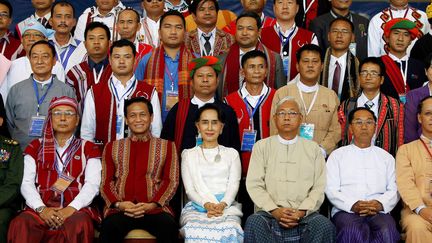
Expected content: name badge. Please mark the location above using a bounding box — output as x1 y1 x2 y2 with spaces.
116 115 123 134
51 173 75 193
29 116 46 137
399 94 406 104
349 42 357 56
300 123 314 140
241 129 257 151
165 90 178 111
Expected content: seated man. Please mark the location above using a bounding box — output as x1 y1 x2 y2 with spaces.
100 97 179 243
244 96 336 242
396 96 432 243
8 96 101 243
327 107 399 242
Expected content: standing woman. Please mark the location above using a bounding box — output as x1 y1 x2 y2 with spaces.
180 103 243 242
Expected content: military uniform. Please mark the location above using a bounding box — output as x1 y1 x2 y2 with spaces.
0 136 23 242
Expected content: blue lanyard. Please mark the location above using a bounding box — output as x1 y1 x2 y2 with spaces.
33 77 54 115
243 95 264 129
279 26 296 49
110 78 136 105
57 45 75 70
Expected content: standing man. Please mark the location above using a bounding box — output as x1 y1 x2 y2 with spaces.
218 11 285 98
81 39 162 147
270 44 341 157
48 0 80 72
368 0 429 57
327 107 399 242
319 17 360 101
0 0 22 61
136 10 194 121
309 0 369 61
338 57 403 157
8 96 101 243
66 22 113 110
185 0 234 57
0 135 22 242
261 0 318 81
139 0 164 48
116 8 153 70
100 97 179 243
244 96 336 242
6 40 75 150
15 0 54 39
396 96 432 243
380 18 426 102
75 0 125 41
225 50 276 224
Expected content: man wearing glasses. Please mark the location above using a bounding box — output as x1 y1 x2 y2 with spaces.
245 96 336 242
326 107 399 242
270 44 340 158
338 57 403 157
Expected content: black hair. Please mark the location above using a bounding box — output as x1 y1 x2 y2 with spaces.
110 39 137 57
84 21 111 41
0 0 12 17
236 11 262 30
160 10 186 29
295 44 322 62
189 0 219 15
29 40 56 57
118 7 141 23
424 52 432 69
241 50 267 68
51 0 75 18
124 96 154 116
418 96 432 114
348 107 377 124
359 57 386 76
329 16 355 32
195 103 225 124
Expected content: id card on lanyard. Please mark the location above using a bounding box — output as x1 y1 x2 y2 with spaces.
298 84 319 140
51 149 76 207
165 65 178 111
29 78 53 137
241 95 264 151
110 78 136 137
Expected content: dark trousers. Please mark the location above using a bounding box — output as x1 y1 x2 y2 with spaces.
99 212 178 243
238 179 254 227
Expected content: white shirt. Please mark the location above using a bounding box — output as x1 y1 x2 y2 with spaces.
0 56 65 103
326 144 399 216
240 82 269 108
75 1 125 41
21 136 102 210
357 92 380 119
277 135 298 145
139 17 160 47
80 75 162 141
328 52 348 96
191 95 215 108
197 28 216 56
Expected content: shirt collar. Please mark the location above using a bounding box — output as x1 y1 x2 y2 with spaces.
92 1 125 18
32 75 53 87
421 134 432 147
330 52 348 65
191 95 215 108
297 79 319 93
330 9 352 19
277 135 298 145
49 34 79 48
88 57 109 71
55 135 75 150
275 22 296 37
111 74 136 87
359 92 380 105
34 12 51 20
165 0 188 9
351 143 373 151
197 27 216 38
388 52 409 62
389 4 409 11
240 82 268 99
164 50 180 61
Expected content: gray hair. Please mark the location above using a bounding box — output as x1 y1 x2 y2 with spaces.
274 96 305 115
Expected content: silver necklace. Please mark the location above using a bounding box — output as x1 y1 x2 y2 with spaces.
200 145 221 163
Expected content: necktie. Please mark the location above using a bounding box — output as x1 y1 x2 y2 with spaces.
38 17 47 27
332 61 341 94
202 34 212 56
400 60 406 76
364 100 374 109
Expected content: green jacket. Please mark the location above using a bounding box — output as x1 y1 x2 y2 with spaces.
0 136 23 210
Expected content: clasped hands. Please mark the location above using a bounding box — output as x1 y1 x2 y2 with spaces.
118 201 158 218
271 207 306 228
39 206 77 229
351 200 383 216
203 202 227 218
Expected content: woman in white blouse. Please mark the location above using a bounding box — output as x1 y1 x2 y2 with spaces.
180 103 243 242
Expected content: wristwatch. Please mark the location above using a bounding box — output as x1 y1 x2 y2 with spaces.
35 206 46 214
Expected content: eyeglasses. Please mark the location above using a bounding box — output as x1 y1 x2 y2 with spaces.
145 0 163 2
351 119 375 126
52 110 76 118
0 12 10 19
22 32 45 39
275 111 300 118
359 70 381 78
